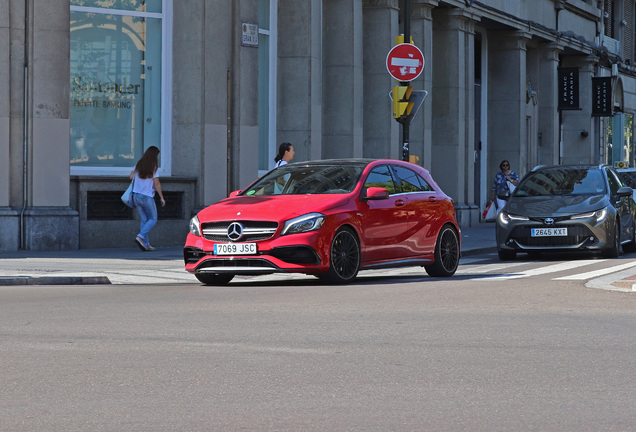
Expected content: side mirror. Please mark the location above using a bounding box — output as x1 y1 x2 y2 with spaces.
229 190 242 197
363 187 390 201
617 186 633 197
497 190 511 200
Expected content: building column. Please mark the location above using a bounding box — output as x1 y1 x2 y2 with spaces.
410 0 438 168
323 0 364 158
278 0 323 163
28 0 78 250
487 30 531 198
0 0 18 250
362 0 399 159
536 42 564 166
203 0 259 202
431 8 479 227
561 55 598 164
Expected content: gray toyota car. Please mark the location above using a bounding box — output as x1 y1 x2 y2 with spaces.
495 164 636 260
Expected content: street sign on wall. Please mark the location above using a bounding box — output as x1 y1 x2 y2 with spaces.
386 43 425 82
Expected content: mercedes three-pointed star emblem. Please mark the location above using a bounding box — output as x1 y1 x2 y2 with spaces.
227 222 244 241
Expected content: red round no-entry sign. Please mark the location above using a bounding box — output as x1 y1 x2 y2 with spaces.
386 43 425 82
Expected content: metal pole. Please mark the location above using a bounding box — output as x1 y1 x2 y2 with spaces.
20 0 29 249
401 0 411 162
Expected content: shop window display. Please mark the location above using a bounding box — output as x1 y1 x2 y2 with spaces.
70 0 163 170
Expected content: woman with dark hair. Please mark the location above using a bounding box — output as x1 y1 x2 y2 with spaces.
274 142 295 167
490 159 519 213
131 146 165 251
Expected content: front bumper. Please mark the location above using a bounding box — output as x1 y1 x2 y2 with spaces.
496 216 612 252
184 231 329 275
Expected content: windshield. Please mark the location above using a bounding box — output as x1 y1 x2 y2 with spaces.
242 164 364 196
514 168 606 197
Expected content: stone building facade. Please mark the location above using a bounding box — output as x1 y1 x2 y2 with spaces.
1 0 635 250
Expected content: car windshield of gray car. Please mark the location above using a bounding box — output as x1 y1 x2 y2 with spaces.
242 165 364 196
514 168 606 197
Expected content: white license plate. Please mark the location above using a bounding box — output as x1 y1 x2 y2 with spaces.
214 243 257 255
531 228 568 237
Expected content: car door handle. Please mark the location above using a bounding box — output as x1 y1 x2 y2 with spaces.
428 196 437 203
395 199 405 207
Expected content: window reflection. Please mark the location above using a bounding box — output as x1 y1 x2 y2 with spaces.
70 0 162 13
364 166 397 195
70 9 161 168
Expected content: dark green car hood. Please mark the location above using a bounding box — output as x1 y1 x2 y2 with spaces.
505 194 608 217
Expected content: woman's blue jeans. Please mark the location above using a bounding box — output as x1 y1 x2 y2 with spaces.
133 193 157 247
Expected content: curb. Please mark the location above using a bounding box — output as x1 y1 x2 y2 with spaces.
461 246 497 257
0 276 111 286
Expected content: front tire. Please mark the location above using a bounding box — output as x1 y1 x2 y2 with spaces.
425 225 460 277
623 220 636 253
195 273 235 286
498 249 517 261
602 220 621 258
317 227 360 284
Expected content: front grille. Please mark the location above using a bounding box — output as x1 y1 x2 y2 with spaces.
201 221 278 242
510 224 594 247
528 216 570 223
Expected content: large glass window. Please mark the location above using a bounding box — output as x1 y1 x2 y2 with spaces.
70 0 170 174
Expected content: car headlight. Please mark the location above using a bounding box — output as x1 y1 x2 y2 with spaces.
282 213 326 235
498 211 529 225
571 208 608 223
189 215 201 236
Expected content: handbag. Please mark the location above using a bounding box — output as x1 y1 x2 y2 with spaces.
121 178 135 208
483 201 496 221
507 180 516 193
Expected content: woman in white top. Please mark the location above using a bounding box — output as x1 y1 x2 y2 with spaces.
273 143 295 193
131 146 165 251
274 142 295 167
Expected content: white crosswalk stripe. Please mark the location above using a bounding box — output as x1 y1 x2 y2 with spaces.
554 261 636 280
469 259 601 282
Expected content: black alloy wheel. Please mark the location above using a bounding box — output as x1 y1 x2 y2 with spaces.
425 225 460 277
318 227 360 284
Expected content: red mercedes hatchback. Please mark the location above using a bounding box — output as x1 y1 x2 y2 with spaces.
184 159 460 285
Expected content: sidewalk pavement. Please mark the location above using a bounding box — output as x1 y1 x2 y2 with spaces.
2 223 492 286
0 222 631 290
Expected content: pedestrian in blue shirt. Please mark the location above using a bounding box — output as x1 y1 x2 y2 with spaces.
490 160 519 213
131 146 166 251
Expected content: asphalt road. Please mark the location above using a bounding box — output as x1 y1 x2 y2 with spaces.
2 270 636 431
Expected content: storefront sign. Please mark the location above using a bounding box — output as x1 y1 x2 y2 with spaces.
558 67 579 110
592 76 612 117
241 22 259 47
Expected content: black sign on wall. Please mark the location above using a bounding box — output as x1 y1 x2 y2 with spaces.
592 77 612 117
558 67 580 110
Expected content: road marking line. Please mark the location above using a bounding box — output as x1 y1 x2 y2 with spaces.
476 259 602 281
554 261 636 280
458 262 531 275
